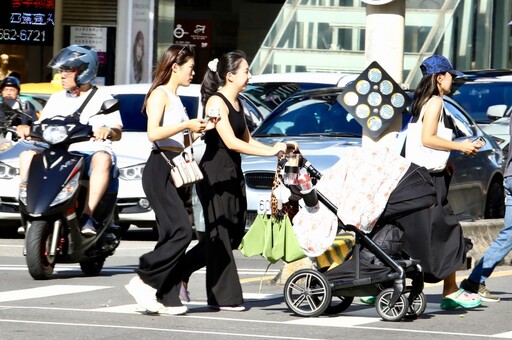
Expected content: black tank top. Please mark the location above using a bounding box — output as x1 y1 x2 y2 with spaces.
203 92 246 150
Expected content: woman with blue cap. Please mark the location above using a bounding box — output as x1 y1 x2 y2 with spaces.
403 55 484 310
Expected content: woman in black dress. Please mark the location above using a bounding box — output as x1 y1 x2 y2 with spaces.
182 51 292 311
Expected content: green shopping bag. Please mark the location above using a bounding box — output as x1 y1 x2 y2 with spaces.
239 214 305 264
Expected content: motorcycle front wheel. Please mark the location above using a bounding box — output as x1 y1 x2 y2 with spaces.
26 220 56 280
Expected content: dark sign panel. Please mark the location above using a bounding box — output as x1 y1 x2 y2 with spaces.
0 0 55 45
337 61 411 139
173 20 211 49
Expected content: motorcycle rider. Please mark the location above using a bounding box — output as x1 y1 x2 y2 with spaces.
16 45 123 236
0 76 38 150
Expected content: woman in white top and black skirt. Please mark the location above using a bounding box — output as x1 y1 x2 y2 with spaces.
402 55 484 310
124 44 207 316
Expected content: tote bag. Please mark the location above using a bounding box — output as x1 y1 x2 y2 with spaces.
405 97 452 172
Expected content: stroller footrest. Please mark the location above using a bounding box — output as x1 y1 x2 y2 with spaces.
396 259 420 267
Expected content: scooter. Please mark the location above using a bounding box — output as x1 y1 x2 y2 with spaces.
18 99 122 280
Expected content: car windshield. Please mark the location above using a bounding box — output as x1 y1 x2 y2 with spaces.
449 81 512 124
243 82 338 118
253 92 363 137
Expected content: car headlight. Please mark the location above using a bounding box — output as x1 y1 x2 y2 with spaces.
0 161 19 179
50 170 81 207
119 163 145 180
43 125 68 144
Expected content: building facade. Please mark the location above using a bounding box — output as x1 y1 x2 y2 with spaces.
0 0 510 87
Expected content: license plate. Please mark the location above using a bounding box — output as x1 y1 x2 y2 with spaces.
257 194 272 215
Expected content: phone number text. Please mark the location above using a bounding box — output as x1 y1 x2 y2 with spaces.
0 28 46 42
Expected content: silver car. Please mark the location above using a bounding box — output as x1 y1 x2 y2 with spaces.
242 87 505 229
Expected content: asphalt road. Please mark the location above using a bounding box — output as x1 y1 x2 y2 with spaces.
0 228 511 339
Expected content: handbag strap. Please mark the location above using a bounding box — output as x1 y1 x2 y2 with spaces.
153 142 175 168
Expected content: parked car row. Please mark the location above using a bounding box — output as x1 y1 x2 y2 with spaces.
448 69 512 159
0 71 507 234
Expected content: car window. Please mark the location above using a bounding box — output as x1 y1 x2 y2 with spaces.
243 82 336 118
254 94 362 137
180 95 199 119
449 81 512 124
113 93 200 132
113 93 146 132
444 101 475 138
240 97 262 131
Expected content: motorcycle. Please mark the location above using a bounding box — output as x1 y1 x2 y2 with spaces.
18 99 122 280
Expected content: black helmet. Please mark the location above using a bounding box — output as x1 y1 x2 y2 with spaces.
0 76 20 91
48 45 98 86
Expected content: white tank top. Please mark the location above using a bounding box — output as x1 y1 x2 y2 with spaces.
156 85 189 149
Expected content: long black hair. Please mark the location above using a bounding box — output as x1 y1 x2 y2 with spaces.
142 44 195 113
200 50 247 106
410 73 442 118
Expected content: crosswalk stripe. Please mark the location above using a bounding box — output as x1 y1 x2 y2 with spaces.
286 316 377 327
0 285 110 303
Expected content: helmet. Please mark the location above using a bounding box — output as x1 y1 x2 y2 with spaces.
48 45 98 86
0 76 20 91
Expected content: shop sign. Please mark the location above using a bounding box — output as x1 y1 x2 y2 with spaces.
173 20 211 49
0 0 55 45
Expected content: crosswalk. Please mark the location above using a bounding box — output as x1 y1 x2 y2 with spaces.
0 283 381 329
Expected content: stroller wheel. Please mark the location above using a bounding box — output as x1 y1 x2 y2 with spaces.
405 291 427 319
375 288 409 321
284 269 332 317
324 295 354 315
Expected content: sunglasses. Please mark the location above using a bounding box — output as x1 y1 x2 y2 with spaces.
178 44 192 54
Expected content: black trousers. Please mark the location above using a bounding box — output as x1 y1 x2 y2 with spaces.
182 150 246 306
136 150 193 306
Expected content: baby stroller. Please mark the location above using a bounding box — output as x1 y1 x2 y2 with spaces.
280 149 437 321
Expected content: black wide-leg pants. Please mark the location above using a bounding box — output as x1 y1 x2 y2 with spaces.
136 150 193 306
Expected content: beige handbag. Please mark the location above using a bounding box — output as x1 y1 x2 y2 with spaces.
156 132 204 188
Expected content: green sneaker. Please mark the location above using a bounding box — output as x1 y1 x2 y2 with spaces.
360 296 376 305
441 288 481 310
460 279 500 302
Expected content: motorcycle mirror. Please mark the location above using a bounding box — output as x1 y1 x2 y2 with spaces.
98 99 120 115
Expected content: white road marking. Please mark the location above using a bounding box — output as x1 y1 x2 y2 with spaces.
0 264 279 276
286 315 377 327
0 319 323 340
0 285 110 302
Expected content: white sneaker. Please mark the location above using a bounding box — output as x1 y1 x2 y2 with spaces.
208 305 246 312
125 276 161 313
158 305 188 315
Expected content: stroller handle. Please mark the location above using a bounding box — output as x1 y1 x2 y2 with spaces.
300 157 322 180
279 152 323 180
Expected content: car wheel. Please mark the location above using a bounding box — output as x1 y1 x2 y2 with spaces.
485 179 505 219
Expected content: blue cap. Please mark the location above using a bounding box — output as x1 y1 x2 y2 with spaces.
420 55 463 77
0 76 20 91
